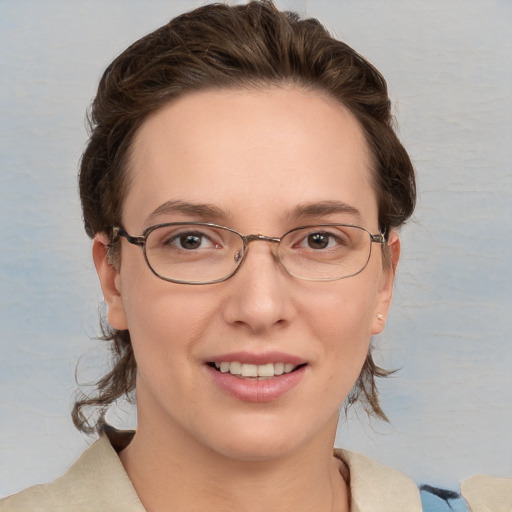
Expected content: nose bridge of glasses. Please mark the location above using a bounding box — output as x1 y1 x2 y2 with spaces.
244 234 281 244
236 233 282 265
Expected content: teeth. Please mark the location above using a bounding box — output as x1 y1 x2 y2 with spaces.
229 361 242 375
242 363 258 377
214 361 299 378
274 362 284 375
257 363 274 377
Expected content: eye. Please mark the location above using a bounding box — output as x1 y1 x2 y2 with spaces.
299 231 346 250
305 232 332 250
175 233 204 250
286 226 355 255
168 231 218 250
147 226 224 252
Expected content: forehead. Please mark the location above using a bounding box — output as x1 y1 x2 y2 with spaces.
124 86 377 231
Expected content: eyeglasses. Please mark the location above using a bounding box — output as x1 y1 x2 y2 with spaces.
112 222 386 285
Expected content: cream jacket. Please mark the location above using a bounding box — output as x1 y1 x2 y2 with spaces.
1 431 510 511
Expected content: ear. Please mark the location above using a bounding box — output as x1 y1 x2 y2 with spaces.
371 231 401 335
92 233 128 331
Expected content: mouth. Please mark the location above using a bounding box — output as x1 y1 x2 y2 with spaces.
208 361 307 380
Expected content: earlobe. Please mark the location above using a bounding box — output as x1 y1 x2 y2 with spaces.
92 234 128 331
371 232 401 335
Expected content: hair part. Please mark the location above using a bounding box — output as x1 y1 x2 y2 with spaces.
75 0 415 433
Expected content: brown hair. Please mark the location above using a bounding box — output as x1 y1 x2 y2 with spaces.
74 0 415 433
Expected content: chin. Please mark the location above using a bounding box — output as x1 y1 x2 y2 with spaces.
198 410 338 463
211 435 303 463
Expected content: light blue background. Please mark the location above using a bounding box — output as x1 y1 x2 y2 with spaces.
1 0 511 496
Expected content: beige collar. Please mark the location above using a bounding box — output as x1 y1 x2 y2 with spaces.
1 431 144 512
461 474 512 512
4 428 509 511
2 430 426 511
335 449 423 511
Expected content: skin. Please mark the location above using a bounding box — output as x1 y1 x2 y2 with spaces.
93 86 400 512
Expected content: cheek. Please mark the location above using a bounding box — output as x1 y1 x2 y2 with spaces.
304 278 379 339
121 290 206 400
119 269 220 362
300 280 378 375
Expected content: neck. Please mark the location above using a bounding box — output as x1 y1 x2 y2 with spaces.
119 410 349 512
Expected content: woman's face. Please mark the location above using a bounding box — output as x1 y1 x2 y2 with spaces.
95 86 399 461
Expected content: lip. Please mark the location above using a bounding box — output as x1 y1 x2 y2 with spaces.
205 351 307 403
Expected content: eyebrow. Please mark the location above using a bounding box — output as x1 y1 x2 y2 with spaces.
145 200 229 225
288 200 363 223
145 199 362 227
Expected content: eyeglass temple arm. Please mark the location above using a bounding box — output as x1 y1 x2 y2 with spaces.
112 226 145 246
371 233 387 244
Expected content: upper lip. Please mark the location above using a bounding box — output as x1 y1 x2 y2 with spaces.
206 351 306 366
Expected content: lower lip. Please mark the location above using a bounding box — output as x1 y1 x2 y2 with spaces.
206 365 306 402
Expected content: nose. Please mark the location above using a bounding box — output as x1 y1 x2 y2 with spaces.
222 242 294 334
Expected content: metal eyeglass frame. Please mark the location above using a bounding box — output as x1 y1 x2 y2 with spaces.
111 222 387 285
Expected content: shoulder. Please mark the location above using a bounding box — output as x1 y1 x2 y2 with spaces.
461 474 512 512
337 448 512 512
335 449 423 511
336 449 473 512
0 430 144 512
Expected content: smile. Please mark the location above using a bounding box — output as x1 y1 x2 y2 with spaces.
206 357 308 401
211 361 302 379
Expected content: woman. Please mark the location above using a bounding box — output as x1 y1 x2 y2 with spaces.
1 2 502 510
